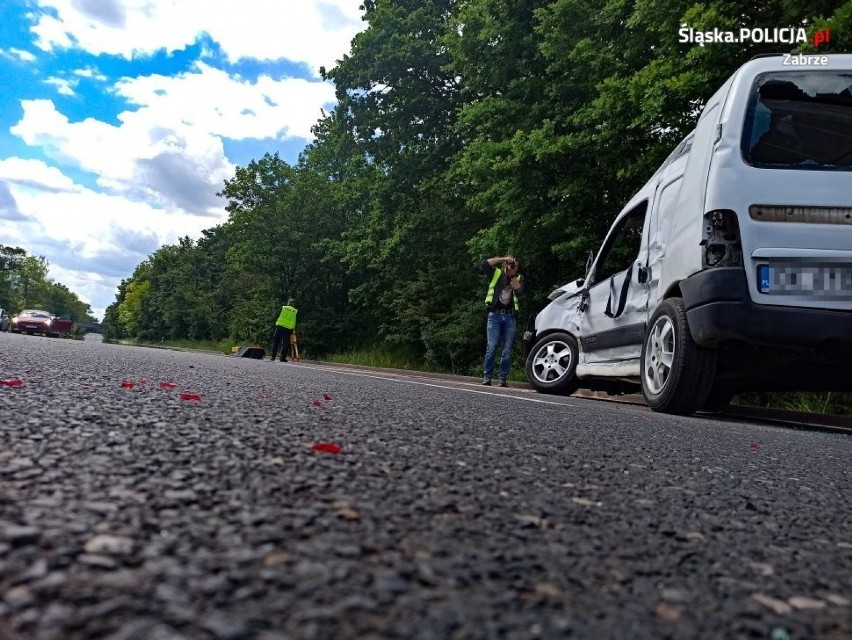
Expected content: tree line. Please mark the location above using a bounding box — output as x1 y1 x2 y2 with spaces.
0 245 96 322
103 0 850 374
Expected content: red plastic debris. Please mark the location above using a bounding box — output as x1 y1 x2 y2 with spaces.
0 379 23 388
179 393 202 401
260 394 270 401
159 382 177 390
323 394 333 401
120 380 135 389
750 442 760 451
312 399 322 407
311 442 341 454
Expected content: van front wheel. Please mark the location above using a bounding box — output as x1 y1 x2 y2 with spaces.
641 298 716 415
526 332 580 395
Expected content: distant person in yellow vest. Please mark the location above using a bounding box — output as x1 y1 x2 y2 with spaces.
481 255 524 386
271 298 298 362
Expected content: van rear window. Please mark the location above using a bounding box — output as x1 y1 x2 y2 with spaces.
742 71 852 170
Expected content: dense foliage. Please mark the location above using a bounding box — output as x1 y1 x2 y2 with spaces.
0 245 96 322
104 0 850 375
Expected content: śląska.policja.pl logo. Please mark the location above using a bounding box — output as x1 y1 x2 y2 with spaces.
679 26 831 48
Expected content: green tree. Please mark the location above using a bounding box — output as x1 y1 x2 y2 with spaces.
11 255 49 309
117 280 150 339
102 280 129 340
0 245 26 310
42 282 95 321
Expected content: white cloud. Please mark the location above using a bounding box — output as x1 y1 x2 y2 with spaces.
73 66 108 81
0 160 228 319
11 56 337 212
45 76 77 95
0 157 80 192
114 62 336 140
10 59 336 215
1 48 38 62
0 160 217 253
3 0 366 321
30 0 364 75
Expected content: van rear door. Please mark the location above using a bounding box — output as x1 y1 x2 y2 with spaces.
713 66 852 310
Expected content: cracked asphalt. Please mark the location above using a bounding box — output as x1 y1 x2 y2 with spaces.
0 332 850 639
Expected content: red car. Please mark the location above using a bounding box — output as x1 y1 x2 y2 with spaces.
10 310 74 337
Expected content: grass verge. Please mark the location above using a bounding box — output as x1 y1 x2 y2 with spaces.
324 348 445 373
121 338 236 354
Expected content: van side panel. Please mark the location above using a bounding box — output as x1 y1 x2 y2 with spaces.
645 158 687 315
657 102 722 302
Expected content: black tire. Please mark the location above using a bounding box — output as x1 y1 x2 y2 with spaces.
525 331 580 395
640 298 717 415
699 383 734 414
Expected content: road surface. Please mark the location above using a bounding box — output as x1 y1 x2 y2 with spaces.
0 333 850 639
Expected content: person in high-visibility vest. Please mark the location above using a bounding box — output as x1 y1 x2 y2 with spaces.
481 255 524 386
270 298 298 362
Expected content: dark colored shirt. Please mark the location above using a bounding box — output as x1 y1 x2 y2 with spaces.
481 260 525 312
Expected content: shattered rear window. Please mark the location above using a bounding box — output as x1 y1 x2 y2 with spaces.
742 71 852 170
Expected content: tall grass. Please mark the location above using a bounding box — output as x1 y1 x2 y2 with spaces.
735 391 852 416
324 347 445 373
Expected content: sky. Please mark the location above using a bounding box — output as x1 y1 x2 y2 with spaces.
0 0 367 321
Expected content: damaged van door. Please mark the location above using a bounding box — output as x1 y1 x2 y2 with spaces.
577 201 650 376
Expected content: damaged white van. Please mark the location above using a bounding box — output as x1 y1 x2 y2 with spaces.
524 53 852 415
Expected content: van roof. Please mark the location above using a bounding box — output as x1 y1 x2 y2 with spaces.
740 52 852 74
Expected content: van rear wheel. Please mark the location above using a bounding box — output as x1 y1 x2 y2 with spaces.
526 332 580 395
699 383 734 414
641 298 716 415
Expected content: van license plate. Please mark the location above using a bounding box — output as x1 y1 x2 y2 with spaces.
757 263 852 298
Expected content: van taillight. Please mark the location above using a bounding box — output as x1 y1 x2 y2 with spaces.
701 209 742 268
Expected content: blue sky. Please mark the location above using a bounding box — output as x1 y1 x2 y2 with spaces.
0 0 365 320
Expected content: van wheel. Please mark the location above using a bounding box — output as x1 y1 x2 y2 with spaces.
641 298 716 415
526 332 580 395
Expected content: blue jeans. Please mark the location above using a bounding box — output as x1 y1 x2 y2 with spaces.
483 312 516 381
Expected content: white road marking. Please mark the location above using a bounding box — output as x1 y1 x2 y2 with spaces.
295 363 579 408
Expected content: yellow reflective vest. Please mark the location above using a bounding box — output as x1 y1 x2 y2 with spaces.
276 305 298 329
484 269 521 312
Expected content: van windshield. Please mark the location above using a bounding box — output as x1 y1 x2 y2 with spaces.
742 71 852 170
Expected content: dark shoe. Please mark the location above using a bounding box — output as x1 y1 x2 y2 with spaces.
481 379 491 386
499 380 508 387
280 358 288 362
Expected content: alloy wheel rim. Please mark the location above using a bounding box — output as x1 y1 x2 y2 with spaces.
532 340 573 383
644 316 675 395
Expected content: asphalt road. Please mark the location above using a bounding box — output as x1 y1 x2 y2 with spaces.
0 333 850 640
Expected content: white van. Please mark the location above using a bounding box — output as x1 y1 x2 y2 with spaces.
524 53 852 414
